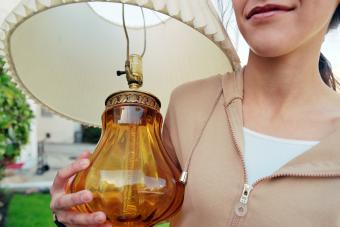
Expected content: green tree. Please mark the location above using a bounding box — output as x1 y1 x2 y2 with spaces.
0 59 34 179
81 125 101 144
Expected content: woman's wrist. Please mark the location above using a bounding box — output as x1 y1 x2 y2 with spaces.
53 213 66 227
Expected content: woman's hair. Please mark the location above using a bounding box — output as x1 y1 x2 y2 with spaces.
321 5 340 90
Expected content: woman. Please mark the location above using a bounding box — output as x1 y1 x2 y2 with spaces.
50 0 340 226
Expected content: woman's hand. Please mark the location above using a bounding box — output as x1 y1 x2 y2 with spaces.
50 151 110 227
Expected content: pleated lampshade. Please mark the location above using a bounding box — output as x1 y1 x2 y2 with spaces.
0 0 240 127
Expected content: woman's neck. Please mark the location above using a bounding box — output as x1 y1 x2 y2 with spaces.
242 31 340 140
243 33 332 113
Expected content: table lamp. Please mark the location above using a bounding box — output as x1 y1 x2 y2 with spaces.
0 0 240 226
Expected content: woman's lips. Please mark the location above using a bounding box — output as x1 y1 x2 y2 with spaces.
246 4 295 21
250 9 292 21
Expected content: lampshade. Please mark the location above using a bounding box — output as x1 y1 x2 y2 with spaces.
0 0 240 127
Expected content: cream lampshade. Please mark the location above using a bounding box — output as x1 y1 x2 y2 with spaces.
0 0 240 127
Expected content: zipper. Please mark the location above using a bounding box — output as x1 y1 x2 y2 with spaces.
230 171 340 227
225 103 340 227
225 102 250 227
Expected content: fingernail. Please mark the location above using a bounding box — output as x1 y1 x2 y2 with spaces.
95 213 105 223
80 159 90 168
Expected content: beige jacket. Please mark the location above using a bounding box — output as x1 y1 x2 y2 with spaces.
162 67 340 227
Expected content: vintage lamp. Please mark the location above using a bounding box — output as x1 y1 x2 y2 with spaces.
0 0 240 226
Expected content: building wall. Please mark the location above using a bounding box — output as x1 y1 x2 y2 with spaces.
37 106 81 143
17 100 38 169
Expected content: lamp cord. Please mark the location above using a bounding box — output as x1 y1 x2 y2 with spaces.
140 7 147 57
122 4 130 60
122 4 147 59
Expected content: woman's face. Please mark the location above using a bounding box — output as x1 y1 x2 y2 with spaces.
232 0 339 57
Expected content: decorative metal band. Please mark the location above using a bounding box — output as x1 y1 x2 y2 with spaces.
105 90 161 111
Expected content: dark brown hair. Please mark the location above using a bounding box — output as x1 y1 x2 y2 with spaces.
321 5 340 90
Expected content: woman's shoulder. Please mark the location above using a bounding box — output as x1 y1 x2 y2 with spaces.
169 71 234 108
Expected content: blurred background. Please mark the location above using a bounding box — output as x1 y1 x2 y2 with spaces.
0 0 339 226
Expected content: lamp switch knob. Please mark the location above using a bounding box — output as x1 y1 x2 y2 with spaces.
116 70 126 76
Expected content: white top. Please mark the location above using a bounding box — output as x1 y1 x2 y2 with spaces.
243 127 320 186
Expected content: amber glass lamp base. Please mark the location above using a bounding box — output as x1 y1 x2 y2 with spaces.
68 91 184 226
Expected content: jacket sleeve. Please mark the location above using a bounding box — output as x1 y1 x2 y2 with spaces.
161 91 184 172
161 75 223 226
161 74 222 172
162 91 186 227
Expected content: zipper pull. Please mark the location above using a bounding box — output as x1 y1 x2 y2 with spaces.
240 183 253 204
234 184 253 217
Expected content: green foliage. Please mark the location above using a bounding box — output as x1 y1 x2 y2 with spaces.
81 125 101 144
0 59 34 178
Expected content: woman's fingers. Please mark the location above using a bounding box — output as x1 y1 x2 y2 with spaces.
67 151 92 184
49 151 107 227
51 190 92 210
77 150 92 160
51 158 90 193
56 211 107 226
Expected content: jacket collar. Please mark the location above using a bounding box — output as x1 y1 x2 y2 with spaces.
222 66 340 177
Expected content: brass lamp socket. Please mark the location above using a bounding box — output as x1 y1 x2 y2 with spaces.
127 54 143 89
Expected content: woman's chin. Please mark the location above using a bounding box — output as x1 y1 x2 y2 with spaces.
245 34 295 58
249 44 291 58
